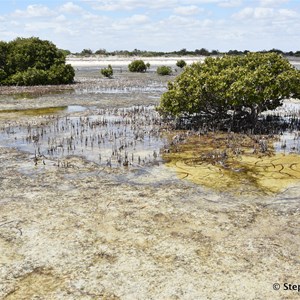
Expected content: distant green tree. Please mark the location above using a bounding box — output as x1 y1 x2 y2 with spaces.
286 51 294 56
132 48 142 56
146 62 150 70
176 60 186 68
268 48 283 55
128 60 147 72
101 64 113 78
81 49 93 56
227 49 243 55
95 48 107 55
0 37 75 86
157 66 172 76
195 48 210 56
178 48 187 55
211 50 219 56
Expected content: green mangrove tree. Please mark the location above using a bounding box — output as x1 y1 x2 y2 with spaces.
0 37 74 86
157 53 300 131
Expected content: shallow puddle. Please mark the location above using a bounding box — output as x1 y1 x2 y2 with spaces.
1 99 300 195
264 99 300 153
0 105 86 116
0 106 167 168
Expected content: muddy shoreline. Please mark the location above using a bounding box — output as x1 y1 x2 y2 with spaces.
0 67 299 299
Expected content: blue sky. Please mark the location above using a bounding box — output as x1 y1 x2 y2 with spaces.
0 0 299 52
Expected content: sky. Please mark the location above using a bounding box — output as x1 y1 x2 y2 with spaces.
0 0 299 53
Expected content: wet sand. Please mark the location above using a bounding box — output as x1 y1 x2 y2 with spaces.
0 64 300 299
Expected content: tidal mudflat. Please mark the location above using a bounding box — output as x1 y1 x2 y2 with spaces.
0 62 299 300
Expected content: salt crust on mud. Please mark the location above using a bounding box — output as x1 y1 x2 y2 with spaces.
66 56 204 67
0 64 300 300
66 55 300 68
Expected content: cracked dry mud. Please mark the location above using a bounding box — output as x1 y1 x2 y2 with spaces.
0 65 300 300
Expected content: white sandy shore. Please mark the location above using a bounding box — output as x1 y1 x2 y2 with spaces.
66 55 205 67
67 55 300 68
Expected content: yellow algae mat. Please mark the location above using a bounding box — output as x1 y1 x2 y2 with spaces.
164 132 300 194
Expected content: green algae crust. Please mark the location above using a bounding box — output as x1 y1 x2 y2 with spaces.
164 132 300 194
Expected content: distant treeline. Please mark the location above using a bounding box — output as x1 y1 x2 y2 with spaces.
69 48 300 57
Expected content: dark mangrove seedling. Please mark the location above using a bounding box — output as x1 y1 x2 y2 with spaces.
101 65 113 78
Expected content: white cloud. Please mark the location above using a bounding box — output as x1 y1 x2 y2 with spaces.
24 22 57 31
81 0 152 11
59 2 85 13
82 0 213 11
167 15 194 26
232 7 253 19
218 0 242 7
81 12 100 20
233 6 297 20
123 14 150 25
24 21 76 35
233 7 275 20
173 6 204 15
10 20 20 26
254 7 274 18
90 3 121 11
111 14 150 30
81 0 243 12
1 0 299 52
13 4 55 18
55 15 67 22
278 8 297 18
259 0 289 7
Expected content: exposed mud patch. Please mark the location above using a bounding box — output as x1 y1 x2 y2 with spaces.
4 268 64 300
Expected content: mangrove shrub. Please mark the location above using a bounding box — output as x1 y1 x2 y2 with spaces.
157 52 300 131
101 64 113 78
0 37 75 86
157 66 172 76
176 59 186 69
128 60 147 72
